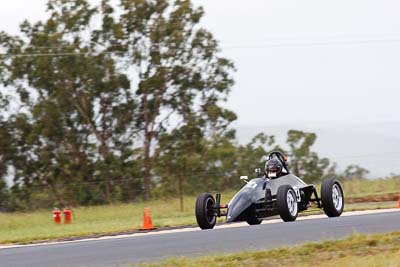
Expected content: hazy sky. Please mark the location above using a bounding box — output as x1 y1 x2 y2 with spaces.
197 0 400 126
1 0 399 125
1 0 400 176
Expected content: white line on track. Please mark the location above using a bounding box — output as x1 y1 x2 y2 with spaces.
1 208 399 250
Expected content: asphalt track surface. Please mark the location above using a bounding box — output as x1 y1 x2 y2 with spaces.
1 210 400 267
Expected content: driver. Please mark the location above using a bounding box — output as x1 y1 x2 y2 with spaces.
265 158 283 179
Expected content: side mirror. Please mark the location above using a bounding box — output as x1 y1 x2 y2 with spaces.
254 168 261 176
240 176 249 183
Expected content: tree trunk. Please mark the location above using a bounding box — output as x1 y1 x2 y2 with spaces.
143 133 151 201
178 173 184 212
70 92 112 202
140 72 166 201
100 144 111 203
142 89 153 202
100 96 112 203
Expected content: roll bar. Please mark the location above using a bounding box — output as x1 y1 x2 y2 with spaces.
267 151 290 174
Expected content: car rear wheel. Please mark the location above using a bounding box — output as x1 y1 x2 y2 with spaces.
321 179 344 217
195 193 217 229
246 207 262 225
246 216 263 225
277 185 298 222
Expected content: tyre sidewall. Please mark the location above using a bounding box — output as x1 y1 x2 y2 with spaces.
277 185 298 222
195 193 217 229
245 204 263 225
321 179 344 217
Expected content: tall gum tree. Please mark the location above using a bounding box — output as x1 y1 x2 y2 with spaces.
96 0 236 200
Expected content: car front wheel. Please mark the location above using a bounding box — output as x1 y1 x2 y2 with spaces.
321 179 344 217
277 185 298 222
195 193 217 229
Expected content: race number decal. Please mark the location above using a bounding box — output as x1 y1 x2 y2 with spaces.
293 187 301 202
245 181 257 189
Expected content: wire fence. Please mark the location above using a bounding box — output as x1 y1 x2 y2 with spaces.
2 36 400 58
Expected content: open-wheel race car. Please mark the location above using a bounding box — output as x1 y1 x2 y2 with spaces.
195 151 344 229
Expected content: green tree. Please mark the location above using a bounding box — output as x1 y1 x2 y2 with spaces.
155 99 237 208
155 116 204 211
0 0 141 206
0 0 235 206
286 130 331 183
96 0 235 200
342 164 369 180
0 119 13 210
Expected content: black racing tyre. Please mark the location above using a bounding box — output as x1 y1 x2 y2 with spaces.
321 179 344 217
246 206 263 225
277 185 298 222
195 193 217 229
246 216 263 225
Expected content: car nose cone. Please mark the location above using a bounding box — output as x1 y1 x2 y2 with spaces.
226 189 253 222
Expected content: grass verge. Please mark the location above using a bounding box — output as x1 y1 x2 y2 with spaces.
0 177 398 245
340 177 400 198
0 192 236 245
140 231 400 267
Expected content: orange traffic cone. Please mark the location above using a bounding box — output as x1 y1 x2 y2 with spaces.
140 208 156 230
397 192 400 209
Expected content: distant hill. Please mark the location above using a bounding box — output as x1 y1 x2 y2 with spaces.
235 121 400 178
